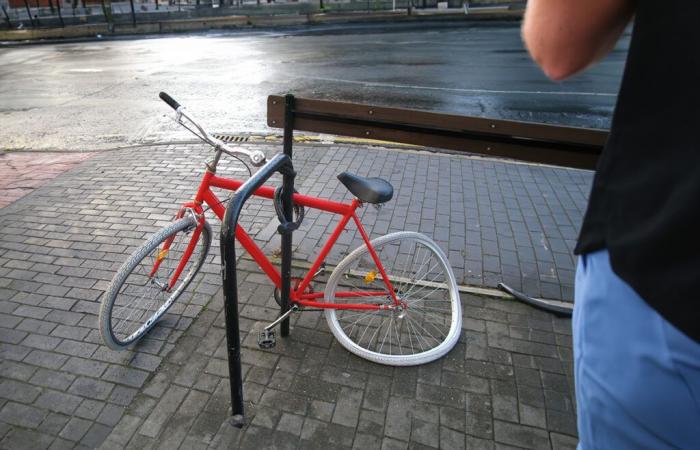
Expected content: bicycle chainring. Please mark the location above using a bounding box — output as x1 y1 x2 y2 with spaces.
273 277 313 307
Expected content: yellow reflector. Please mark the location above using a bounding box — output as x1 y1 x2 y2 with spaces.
157 249 169 261
364 270 377 284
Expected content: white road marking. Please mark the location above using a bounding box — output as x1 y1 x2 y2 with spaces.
67 68 104 73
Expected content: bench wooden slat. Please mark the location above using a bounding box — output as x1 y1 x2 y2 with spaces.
267 95 607 170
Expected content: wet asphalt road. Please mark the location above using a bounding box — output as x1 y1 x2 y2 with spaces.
0 21 629 151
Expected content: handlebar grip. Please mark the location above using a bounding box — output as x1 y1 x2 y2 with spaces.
159 91 181 110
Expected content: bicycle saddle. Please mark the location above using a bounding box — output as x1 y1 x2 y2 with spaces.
337 172 393 204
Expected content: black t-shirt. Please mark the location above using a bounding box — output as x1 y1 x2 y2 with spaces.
575 0 700 342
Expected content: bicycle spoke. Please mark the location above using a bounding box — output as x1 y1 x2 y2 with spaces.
396 241 421 295
397 244 428 295
405 316 430 350
356 314 378 347
105 220 208 347
400 260 442 299
377 315 394 354
393 315 404 355
408 286 451 307
406 317 416 354
340 310 379 329
342 309 378 337
405 314 441 345
326 233 460 364
115 274 158 334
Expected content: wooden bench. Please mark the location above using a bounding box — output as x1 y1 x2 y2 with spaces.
267 94 607 170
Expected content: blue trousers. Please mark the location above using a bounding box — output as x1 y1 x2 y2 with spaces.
574 250 700 450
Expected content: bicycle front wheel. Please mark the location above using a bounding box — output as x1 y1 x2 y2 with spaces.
324 231 461 366
99 217 211 350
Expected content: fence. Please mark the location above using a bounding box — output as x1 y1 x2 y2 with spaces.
0 0 523 30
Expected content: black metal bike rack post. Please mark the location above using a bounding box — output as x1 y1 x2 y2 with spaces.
279 94 296 337
220 148 296 427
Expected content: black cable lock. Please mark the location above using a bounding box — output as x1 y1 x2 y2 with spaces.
273 186 305 234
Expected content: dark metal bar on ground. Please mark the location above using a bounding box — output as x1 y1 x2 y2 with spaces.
280 94 297 338
220 153 296 426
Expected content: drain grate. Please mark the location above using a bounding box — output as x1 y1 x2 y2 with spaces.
212 134 249 143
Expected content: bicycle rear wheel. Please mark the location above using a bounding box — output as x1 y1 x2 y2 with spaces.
324 231 461 366
99 217 211 350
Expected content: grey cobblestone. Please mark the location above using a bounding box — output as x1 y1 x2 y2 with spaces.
96 404 125 427
80 422 112 448
60 357 108 378
108 386 139 408
0 327 26 345
138 385 188 438
550 432 578 450
0 401 47 428
0 360 37 383
494 420 551 449
29 368 76 391
13 305 51 320
0 427 54 450
332 386 363 428
73 399 105 421
23 349 69 369
102 366 150 389
0 379 42 404
35 390 83 416
40 412 71 436
17 318 58 336
68 377 115 401
59 416 92 442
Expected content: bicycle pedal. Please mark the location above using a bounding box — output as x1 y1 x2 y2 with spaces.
257 329 276 349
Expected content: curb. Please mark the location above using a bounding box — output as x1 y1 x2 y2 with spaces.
0 134 411 153
1 134 591 175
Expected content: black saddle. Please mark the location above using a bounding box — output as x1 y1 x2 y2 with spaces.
337 172 393 204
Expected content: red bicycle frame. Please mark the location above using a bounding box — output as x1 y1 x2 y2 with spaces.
163 169 401 311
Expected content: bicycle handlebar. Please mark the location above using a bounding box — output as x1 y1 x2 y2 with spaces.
158 92 266 167
159 91 181 111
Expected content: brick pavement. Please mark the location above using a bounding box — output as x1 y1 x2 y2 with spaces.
101 267 578 450
0 152 96 209
0 142 588 449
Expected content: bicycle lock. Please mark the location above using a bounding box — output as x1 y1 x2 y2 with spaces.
220 95 297 427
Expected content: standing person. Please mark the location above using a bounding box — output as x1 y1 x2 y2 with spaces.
522 1 700 449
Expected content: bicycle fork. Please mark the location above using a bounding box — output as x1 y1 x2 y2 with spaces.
149 209 204 291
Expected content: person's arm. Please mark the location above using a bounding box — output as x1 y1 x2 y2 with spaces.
522 0 636 81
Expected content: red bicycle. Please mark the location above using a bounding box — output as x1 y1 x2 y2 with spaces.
98 93 462 366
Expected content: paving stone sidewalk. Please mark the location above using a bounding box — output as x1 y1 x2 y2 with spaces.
101 264 578 450
0 142 587 449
